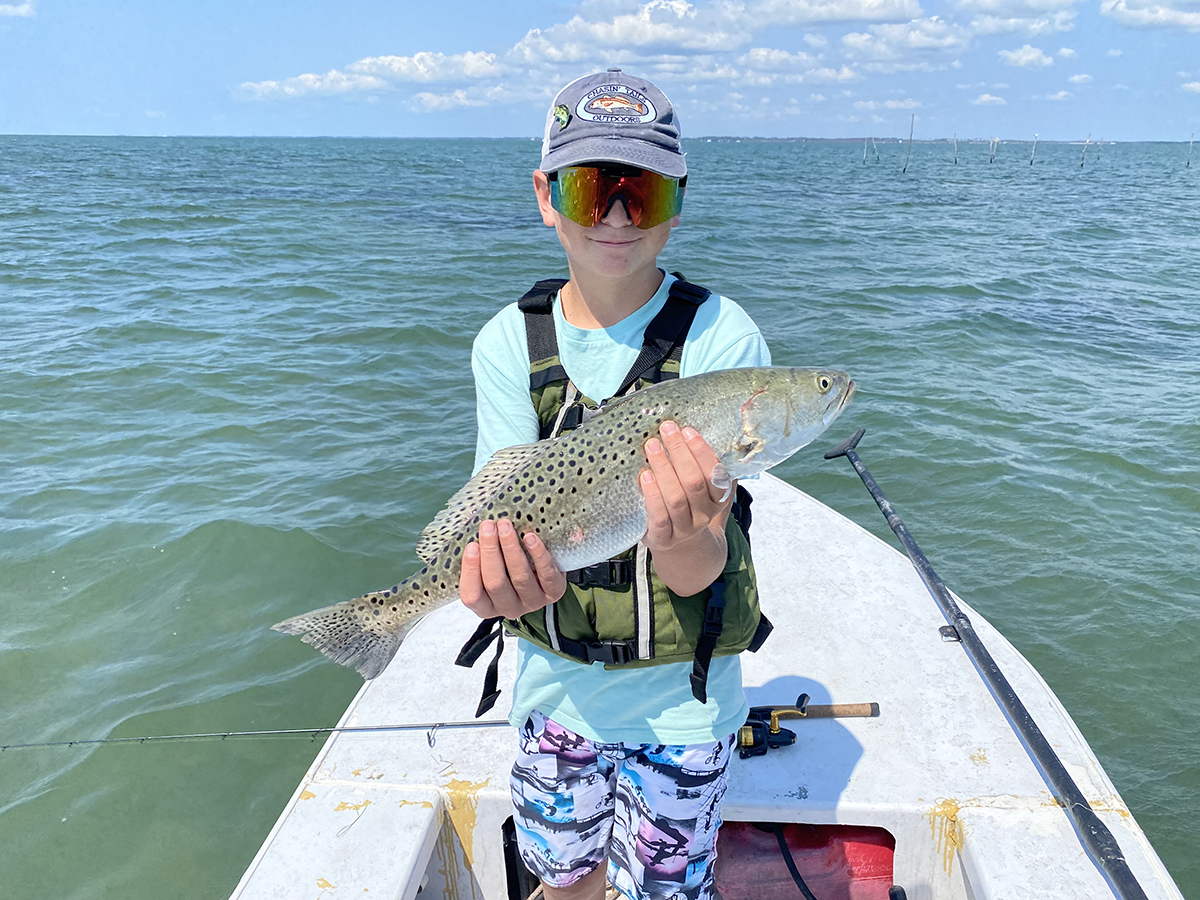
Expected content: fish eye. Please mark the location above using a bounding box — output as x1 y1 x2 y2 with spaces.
816 374 832 393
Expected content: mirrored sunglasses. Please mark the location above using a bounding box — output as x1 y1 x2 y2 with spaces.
549 165 685 230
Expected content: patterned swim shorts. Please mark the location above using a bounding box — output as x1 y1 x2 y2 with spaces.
510 710 734 900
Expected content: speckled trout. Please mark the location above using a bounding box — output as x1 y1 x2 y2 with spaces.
273 367 855 679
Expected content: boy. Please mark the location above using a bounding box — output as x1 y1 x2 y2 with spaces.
460 69 771 900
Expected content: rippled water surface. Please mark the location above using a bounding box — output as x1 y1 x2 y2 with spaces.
1 136 1197 898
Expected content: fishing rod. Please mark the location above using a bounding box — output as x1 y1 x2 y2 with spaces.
0 719 511 753
825 427 1150 900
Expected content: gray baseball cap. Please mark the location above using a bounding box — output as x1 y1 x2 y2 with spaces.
540 68 686 179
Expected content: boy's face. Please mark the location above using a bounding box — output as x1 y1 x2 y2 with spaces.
533 168 680 281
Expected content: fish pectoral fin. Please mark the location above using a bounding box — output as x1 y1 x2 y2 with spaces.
735 433 766 465
710 463 733 503
415 441 549 562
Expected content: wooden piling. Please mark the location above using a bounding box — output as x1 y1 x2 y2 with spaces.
902 114 914 174
1080 133 1091 168
1030 133 1038 166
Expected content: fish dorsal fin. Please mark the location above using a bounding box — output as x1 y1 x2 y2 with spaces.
414 441 548 563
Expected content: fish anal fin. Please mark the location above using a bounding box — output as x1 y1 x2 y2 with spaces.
414 440 548 562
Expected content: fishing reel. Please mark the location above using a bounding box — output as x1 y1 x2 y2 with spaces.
737 693 810 759
736 694 882 759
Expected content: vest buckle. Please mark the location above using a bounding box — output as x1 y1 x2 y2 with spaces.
566 559 633 588
580 639 636 665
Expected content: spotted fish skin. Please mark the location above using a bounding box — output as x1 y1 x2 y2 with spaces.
272 367 855 679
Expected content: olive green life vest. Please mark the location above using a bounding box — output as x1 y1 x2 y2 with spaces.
498 275 771 697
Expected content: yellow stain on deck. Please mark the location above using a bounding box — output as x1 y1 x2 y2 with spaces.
969 748 988 766
300 789 316 801
928 798 965 876
334 799 372 813
316 877 335 888
443 776 491 868
398 799 436 810
1041 796 1131 817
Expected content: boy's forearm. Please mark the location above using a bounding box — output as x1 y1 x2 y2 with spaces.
649 517 728 597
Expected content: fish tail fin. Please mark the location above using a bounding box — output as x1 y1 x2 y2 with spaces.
272 583 433 680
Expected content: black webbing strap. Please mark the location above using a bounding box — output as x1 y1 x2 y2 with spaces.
690 580 727 703
455 616 506 717
611 276 711 399
520 278 569 391
748 613 773 653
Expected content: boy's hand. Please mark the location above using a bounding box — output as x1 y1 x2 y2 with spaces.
640 420 733 551
460 518 567 619
640 420 734 596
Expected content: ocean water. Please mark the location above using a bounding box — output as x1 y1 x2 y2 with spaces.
0 135 1197 899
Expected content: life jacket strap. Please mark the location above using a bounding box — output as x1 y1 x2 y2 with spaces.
610 274 711 399
690 580 727 703
455 616 507 717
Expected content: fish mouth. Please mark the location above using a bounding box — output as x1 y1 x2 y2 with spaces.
840 380 857 409
823 379 855 426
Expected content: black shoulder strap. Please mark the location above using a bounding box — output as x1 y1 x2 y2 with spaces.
455 616 507 717
690 579 726 703
610 274 711 399
519 279 569 391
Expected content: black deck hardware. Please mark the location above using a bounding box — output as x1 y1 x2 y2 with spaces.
825 428 1150 900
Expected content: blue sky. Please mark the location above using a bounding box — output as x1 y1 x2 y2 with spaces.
2 0 1198 140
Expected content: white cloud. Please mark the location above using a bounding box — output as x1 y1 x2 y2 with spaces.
1108 47 1123 55
998 43 1055 66
1101 0 1200 31
811 92 828 100
1068 73 1092 83
843 16 973 64
512 1 749 62
739 47 818 69
1059 46 1077 56
236 52 503 101
412 90 486 111
237 70 389 100
993 81 1010 87
973 92 1007 103
348 52 501 81
854 97 922 108
1183 81 1200 92
231 0 935 113
953 0 1077 11
749 0 923 26
1045 89 1072 99
969 11 1076 33
0 1 34 16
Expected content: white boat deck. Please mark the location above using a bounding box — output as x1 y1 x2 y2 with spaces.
230 474 1183 900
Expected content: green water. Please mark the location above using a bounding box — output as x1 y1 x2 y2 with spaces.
1 136 1197 898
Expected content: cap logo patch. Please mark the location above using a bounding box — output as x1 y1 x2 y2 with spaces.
576 84 656 124
553 104 571 131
